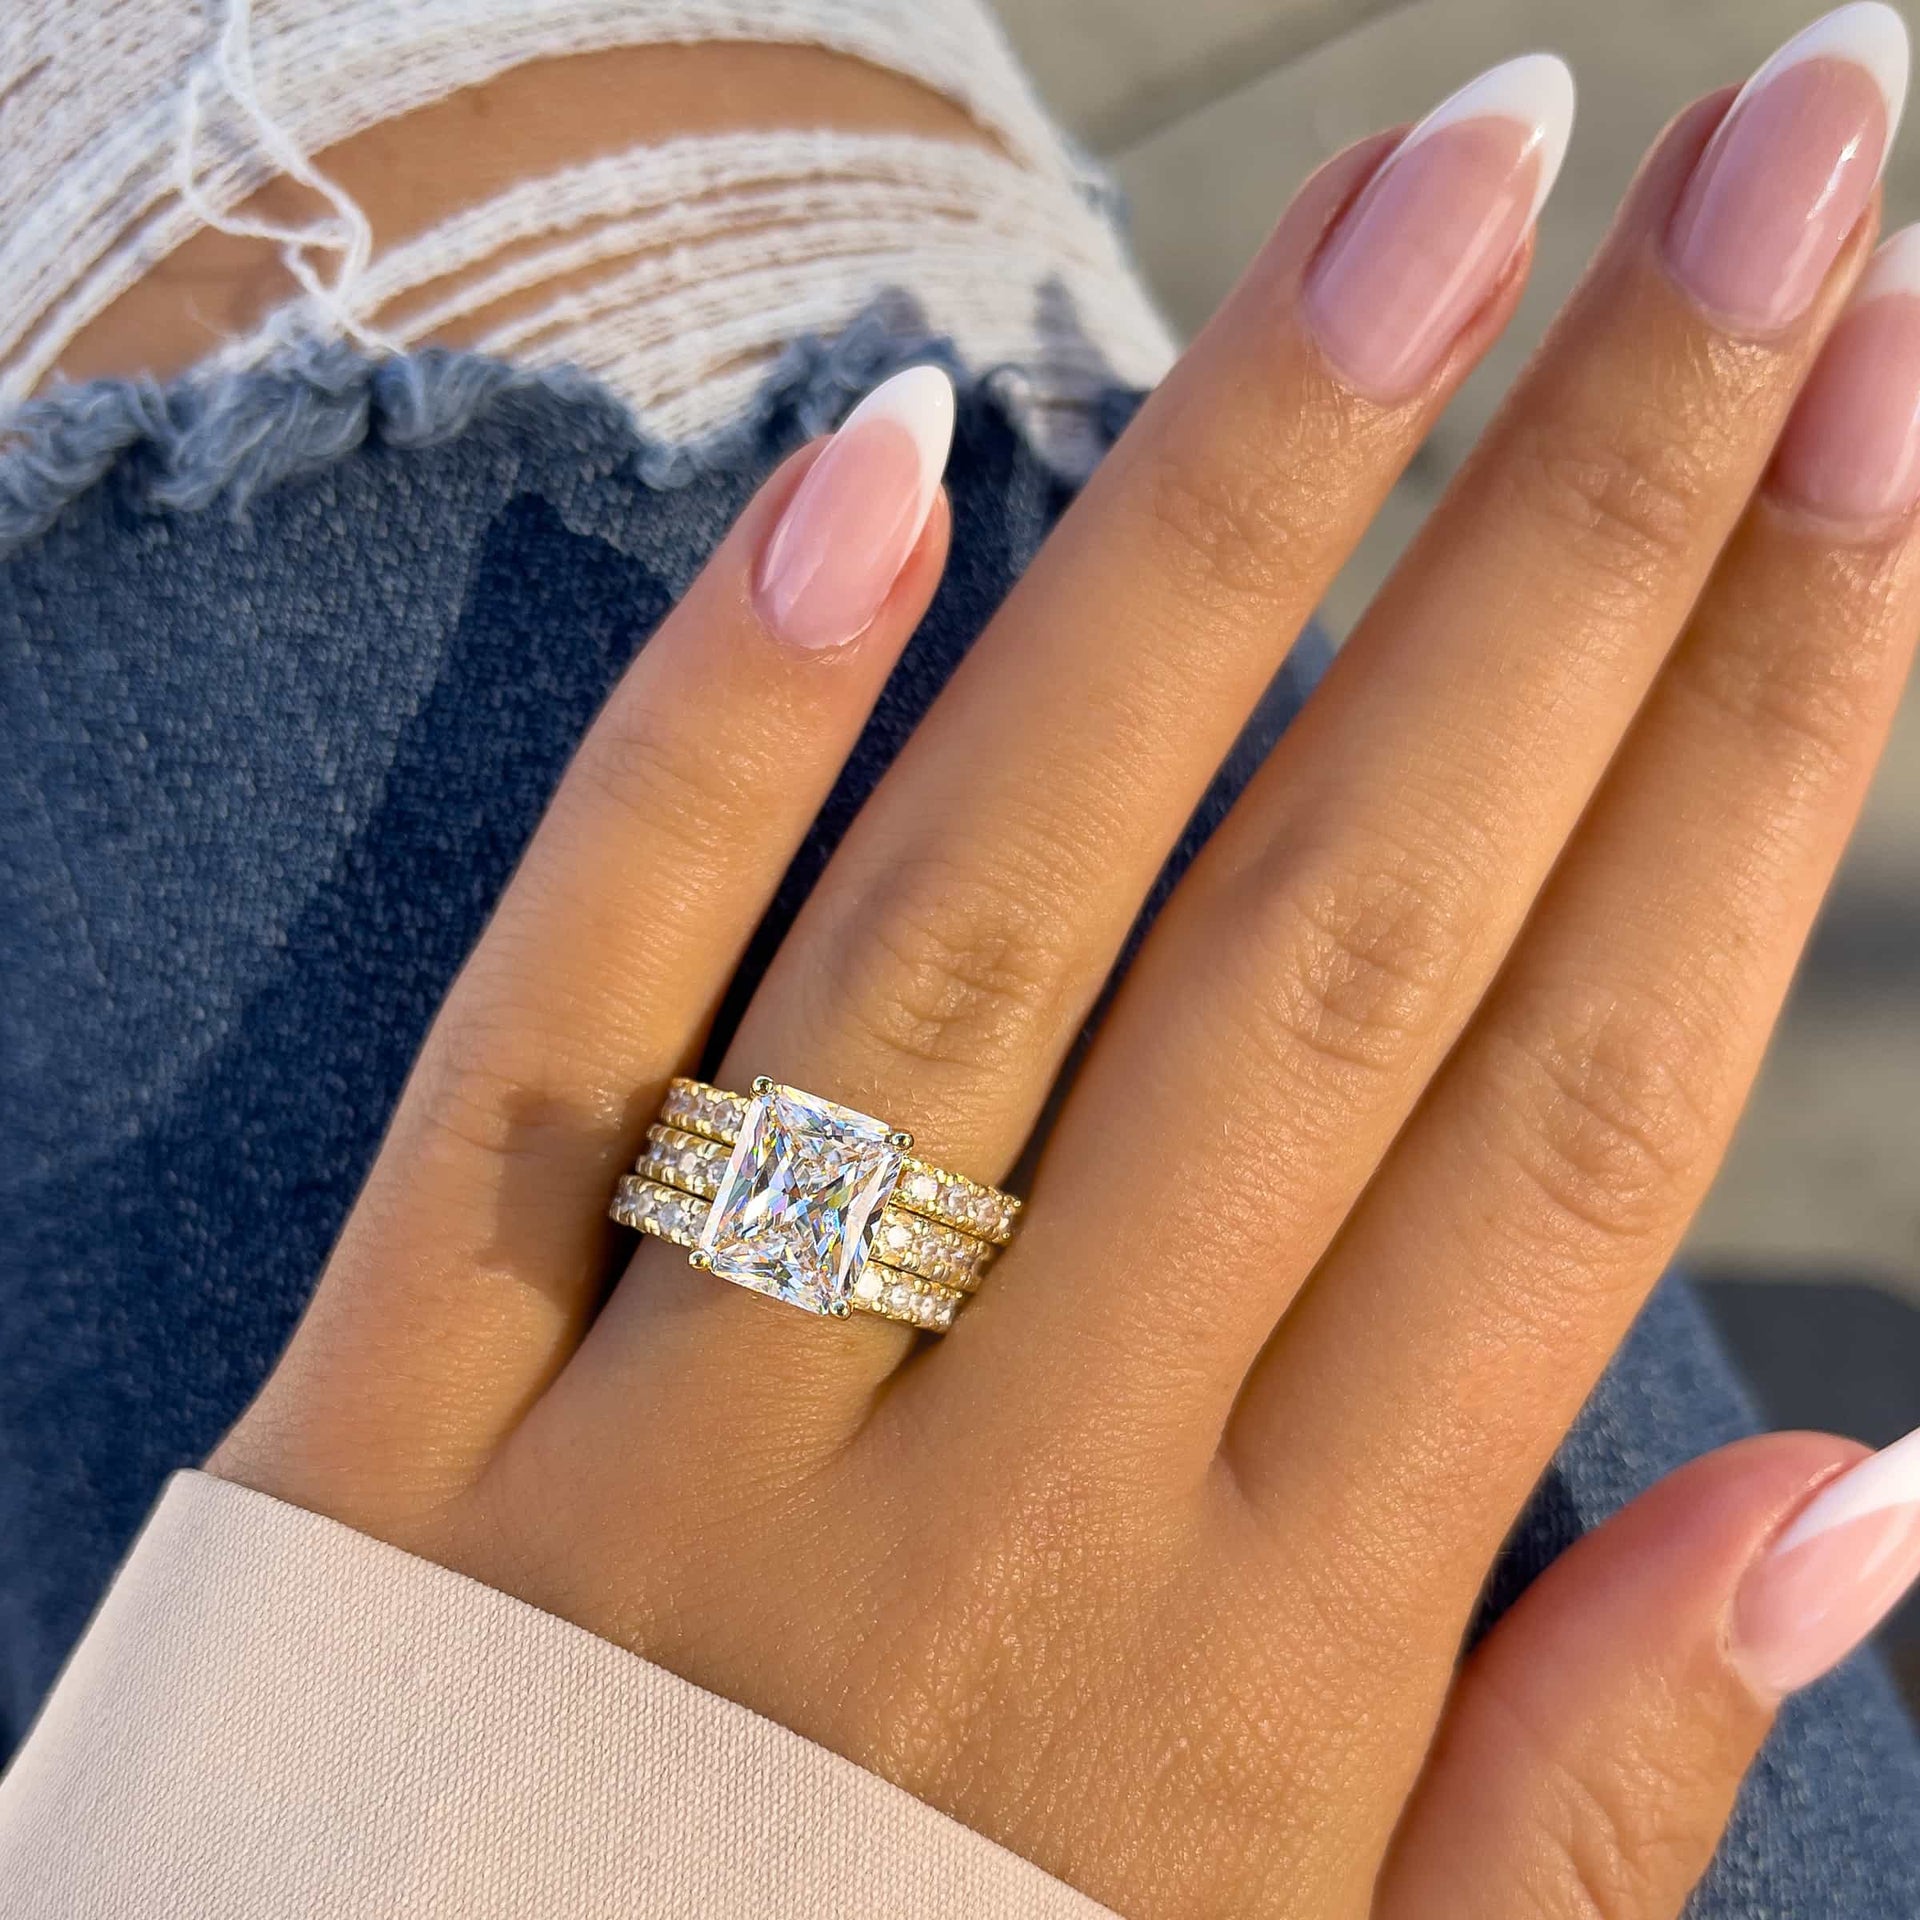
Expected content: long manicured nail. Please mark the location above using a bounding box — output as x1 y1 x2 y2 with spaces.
1666 3 1908 333
754 365 954 649
1303 53 1575 402
1774 224 1920 523
1731 1425 1920 1698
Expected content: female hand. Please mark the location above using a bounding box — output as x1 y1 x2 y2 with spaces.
211 15 1920 1917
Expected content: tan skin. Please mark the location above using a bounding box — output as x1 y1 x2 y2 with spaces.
65 47 1915 1920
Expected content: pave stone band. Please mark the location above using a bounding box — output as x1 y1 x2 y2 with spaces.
609 1077 1021 1331
612 1176 965 1332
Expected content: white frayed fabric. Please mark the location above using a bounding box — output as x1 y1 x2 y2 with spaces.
0 1473 1116 1917
0 0 1177 468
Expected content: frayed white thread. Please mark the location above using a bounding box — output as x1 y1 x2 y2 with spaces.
0 0 1173 470
172 0 399 361
21 120 1166 470
0 0 1100 403
329 130 1173 465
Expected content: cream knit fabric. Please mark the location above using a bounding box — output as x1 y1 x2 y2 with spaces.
0 1473 1116 1918
0 0 1177 467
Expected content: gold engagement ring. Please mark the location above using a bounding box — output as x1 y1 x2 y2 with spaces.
609 1077 1021 1332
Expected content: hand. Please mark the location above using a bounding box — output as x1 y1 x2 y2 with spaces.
212 28 1920 1919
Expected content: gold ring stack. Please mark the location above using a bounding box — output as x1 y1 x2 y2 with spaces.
609 1077 1020 1332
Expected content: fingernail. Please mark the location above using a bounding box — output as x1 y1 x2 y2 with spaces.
1303 53 1575 402
1666 3 1908 333
1773 224 1920 523
1731 1425 1920 1699
753 365 954 649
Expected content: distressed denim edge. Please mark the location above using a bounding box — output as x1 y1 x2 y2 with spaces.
0 310 1141 557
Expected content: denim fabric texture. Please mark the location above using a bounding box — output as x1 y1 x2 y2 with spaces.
2 335 1917 1913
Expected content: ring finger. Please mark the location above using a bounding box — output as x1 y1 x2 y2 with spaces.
1247 220 1920 1584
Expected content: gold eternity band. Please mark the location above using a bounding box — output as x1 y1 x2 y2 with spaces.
608 1077 1022 1331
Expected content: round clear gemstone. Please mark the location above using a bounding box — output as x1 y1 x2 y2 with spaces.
887 1282 915 1315
907 1173 939 1206
883 1222 911 1251
854 1268 883 1303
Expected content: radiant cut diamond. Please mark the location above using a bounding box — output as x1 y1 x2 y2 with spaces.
698 1085 905 1315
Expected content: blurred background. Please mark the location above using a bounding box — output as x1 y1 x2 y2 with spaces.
995 0 1920 1694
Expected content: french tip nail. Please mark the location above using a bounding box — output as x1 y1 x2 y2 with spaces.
1748 3 1910 162
841 366 956 502
1775 1425 1920 1553
752 365 953 650
1770 220 1920 522
1303 53 1572 401
1406 52 1578 223
1666 4 1906 332
1728 1426 1920 1698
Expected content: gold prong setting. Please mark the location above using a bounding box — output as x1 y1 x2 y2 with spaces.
635 1124 997 1292
658 1078 1021 1245
612 1175 964 1332
627 1078 1022 1333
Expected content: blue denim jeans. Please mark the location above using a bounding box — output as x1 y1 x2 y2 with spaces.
3 331 1917 1911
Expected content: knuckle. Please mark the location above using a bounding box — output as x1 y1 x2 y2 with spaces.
1496 409 1707 608
1539 1744 1719 1916
1236 841 1475 1084
1135 436 1301 611
411 991 585 1169
839 1468 1131 1799
1546 1758 1715 1920
1676 605 1889 780
829 853 1081 1078
1488 983 1720 1252
573 699 738 874
1476 1672 1731 1920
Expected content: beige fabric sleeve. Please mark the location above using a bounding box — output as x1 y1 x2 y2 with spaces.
0 1472 1114 1919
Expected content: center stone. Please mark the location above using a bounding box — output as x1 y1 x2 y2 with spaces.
698 1085 905 1315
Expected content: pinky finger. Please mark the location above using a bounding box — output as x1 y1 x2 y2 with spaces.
1378 1427 1920 1920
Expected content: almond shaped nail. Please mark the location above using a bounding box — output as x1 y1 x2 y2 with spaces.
754 365 955 650
1303 52 1576 403
1666 3 1910 334
1732 1425 1920 1699
1773 223 1920 524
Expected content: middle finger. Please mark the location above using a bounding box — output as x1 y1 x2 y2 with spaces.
983 17 1899 1449
578 62 1572 1401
